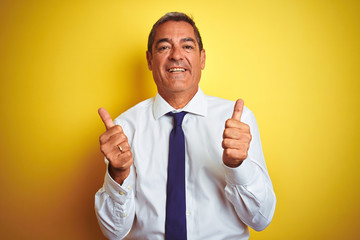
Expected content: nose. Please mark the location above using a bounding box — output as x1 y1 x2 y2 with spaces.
169 45 183 61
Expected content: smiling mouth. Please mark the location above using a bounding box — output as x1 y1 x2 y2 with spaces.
168 67 186 73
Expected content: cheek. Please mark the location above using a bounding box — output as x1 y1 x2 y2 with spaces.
153 55 166 66
193 60 202 74
150 60 161 75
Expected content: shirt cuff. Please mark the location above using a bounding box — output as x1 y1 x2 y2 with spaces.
103 167 134 205
223 159 256 186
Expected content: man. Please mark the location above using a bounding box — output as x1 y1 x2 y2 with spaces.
95 12 276 240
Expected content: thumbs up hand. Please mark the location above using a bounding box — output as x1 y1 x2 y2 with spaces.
222 99 252 168
98 108 133 184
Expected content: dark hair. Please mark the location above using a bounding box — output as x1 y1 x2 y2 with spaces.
147 12 203 54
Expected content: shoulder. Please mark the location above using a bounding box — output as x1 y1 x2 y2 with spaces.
206 95 234 107
113 97 154 127
205 95 254 121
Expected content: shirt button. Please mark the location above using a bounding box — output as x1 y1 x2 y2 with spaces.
119 191 124 195
127 185 132 190
122 213 127 218
186 211 190 216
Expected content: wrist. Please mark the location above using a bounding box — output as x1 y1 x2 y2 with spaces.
108 165 130 185
223 159 243 168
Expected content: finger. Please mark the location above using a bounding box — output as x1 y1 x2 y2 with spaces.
99 126 124 146
223 128 242 139
111 152 133 170
117 141 131 153
98 107 115 130
100 132 127 153
222 138 243 149
231 99 244 121
225 119 242 128
108 137 130 154
223 148 247 167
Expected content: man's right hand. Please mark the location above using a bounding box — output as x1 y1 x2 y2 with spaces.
98 108 133 184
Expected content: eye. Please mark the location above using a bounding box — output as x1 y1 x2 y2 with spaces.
158 45 170 52
184 45 194 50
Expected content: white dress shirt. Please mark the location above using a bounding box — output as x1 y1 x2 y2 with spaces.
95 88 276 240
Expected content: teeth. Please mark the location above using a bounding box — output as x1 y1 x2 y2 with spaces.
169 68 185 73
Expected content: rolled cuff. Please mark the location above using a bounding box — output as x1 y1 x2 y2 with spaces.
103 167 134 205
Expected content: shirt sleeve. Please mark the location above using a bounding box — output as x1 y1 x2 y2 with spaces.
95 162 136 239
223 108 276 231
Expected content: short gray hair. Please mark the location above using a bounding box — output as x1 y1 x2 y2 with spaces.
147 12 203 54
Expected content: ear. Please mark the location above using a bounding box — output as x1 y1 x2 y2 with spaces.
200 49 206 70
146 51 153 71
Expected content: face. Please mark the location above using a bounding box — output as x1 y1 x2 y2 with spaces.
146 21 206 99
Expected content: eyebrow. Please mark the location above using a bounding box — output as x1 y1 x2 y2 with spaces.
155 37 196 48
181 37 196 44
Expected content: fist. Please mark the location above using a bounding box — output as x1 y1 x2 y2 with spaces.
98 108 133 184
222 99 252 168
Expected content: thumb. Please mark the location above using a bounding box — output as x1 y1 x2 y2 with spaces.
231 99 244 121
98 107 115 130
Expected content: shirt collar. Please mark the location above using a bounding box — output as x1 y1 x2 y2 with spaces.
153 87 208 120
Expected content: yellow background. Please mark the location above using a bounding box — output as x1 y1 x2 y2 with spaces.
0 0 359 239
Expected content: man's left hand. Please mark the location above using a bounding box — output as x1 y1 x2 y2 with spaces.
222 99 252 168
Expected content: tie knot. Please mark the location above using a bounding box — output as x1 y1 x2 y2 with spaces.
168 111 187 126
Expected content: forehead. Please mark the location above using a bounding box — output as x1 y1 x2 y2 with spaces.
154 21 196 42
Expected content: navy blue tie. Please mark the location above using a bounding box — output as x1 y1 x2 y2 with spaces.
165 111 188 240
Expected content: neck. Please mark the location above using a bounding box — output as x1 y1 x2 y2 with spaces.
158 88 198 109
